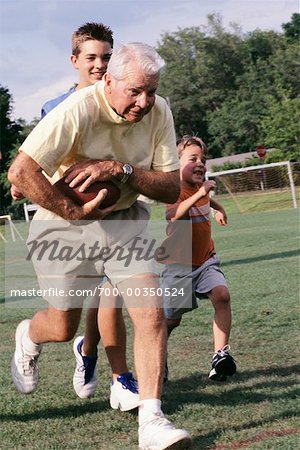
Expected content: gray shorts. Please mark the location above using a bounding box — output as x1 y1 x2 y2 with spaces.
161 255 228 320
27 201 158 309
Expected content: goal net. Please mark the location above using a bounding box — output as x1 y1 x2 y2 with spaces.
206 161 299 213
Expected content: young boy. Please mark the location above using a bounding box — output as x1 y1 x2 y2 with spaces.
11 22 139 410
161 135 236 382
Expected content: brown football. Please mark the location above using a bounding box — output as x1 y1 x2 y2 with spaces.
54 177 121 209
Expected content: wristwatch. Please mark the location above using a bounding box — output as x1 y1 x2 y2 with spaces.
120 163 133 183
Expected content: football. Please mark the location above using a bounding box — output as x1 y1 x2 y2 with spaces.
54 177 121 209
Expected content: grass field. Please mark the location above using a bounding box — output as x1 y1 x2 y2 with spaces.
0 206 299 449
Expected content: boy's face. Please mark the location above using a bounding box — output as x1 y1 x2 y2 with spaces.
180 144 206 186
71 40 112 88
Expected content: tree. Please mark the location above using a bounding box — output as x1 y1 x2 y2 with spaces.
0 85 22 213
157 14 243 145
282 13 300 43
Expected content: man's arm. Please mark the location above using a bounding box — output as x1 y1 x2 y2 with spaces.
8 152 114 220
64 160 180 204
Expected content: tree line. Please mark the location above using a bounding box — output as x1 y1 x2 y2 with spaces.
0 13 299 215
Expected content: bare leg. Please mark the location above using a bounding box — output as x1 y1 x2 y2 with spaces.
98 306 128 381
81 283 129 379
82 307 100 356
209 285 231 352
120 273 166 400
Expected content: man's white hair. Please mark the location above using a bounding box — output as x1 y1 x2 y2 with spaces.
107 42 165 80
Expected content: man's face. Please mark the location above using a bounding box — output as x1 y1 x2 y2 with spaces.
71 40 112 88
104 63 159 122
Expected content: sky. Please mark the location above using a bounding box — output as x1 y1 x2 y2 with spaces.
0 0 298 122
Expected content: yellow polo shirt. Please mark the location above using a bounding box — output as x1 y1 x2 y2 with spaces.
20 80 179 211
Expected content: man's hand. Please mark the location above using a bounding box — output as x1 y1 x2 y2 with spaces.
11 184 25 201
64 159 123 192
73 188 117 220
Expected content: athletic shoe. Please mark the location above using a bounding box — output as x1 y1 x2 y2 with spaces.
163 361 169 383
73 336 98 398
11 319 41 394
110 372 140 411
209 344 236 381
139 412 192 450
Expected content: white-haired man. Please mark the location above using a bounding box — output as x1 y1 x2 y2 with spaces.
9 42 192 449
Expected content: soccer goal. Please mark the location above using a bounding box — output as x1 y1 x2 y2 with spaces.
206 161 298 213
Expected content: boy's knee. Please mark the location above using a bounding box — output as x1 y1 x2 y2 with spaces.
167 317 182 331
211 286 231 306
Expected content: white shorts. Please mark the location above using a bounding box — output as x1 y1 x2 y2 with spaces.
27 201 158 309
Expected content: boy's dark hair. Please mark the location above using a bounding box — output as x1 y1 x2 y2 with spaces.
176 135 208 158
72 22 114 56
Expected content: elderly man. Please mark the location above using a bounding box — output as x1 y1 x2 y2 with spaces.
8 42 192 449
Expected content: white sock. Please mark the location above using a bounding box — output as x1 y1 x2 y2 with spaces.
139 399 162 425
22 330 42 355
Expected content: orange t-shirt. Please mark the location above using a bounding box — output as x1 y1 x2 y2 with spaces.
161 184 215 266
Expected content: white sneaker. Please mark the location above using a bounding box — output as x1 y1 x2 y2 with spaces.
139 413 192 450
110 372 140 411
73 336 98 399
11 319 41 394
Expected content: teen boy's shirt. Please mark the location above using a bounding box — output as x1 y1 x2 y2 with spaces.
20 80 179 212
162 184 215 267
41 86 76 118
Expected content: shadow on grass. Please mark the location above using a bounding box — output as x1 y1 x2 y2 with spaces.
163 364 300 449
163 363 300 412
190 413 299 449
0 398 110 423
222 249 300 267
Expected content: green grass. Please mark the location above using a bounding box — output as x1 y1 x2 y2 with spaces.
0 207 299 449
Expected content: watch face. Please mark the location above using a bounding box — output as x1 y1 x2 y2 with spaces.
121 164 133 183
123 164 133 175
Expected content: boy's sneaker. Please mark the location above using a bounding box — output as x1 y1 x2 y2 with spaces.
139 412 192 449
11 319 41 394
73 336 98 398
110 372 140 411
209 345 236 381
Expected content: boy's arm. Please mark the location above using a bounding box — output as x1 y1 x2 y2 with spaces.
210 198 228 226
170 180 215 222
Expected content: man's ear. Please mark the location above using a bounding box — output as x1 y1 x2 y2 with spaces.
104 72 112 92
70 54 79 70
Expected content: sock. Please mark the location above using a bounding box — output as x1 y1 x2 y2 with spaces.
139 399 162 425
22 329 42 356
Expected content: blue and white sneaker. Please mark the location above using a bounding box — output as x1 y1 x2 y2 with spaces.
73 336 98 398
110 372 139 411
209 345 236 381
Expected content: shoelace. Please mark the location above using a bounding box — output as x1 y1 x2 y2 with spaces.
144 413 176 431
77 341 97 383
216 344 231 357
19 354 38 375
117 372 139 393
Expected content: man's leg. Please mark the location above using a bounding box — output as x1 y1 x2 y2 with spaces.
11 307 82 394
120 273 192 449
